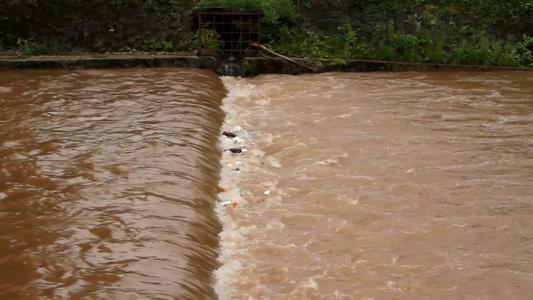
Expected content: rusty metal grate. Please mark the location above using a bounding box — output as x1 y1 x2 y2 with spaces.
198 12 261 56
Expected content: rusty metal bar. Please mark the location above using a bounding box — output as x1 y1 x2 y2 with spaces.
198 13 203 54
199 12 260 16
256 14 261 55
197 11 261 55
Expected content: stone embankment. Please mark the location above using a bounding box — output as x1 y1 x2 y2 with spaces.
1 54 531 75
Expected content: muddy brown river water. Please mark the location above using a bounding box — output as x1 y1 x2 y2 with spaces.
0 69 532 300
0 69 225 299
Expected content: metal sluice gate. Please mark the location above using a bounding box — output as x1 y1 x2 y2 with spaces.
198 12 261 56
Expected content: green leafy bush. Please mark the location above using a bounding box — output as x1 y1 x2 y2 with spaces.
196 0 297 42
17 38 36 58
184 28 224 53
200 28 224 51
16 38 63 58
143 39 176 52
271 22 366 60
512 35 533 67
196 0 297 25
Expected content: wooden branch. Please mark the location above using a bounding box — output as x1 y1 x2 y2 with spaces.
250 42 317 72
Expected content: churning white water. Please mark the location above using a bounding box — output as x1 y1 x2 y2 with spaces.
214 72 533 300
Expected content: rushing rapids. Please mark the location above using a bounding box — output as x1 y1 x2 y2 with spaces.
0 69 531 300
214 72 533 300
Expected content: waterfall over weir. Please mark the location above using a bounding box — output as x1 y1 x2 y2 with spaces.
220 56 245 77
0 68 225 299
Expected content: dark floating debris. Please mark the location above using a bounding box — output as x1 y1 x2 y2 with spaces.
225 148 242 154
223 131 237 138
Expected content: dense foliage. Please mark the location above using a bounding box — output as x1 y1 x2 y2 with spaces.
1 0 532 66
0 0 196 54
321 0 530 65
193 0 533 66
197 0 297 25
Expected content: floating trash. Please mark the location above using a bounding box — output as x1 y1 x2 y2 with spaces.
223 136 234 143
217 187 226 193
232 126 244 133
222 131 236 138
226 148 243 154
220 201 238 207
264 190 270 195
266 156 282 168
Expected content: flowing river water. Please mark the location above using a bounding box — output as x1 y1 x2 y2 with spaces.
0 69 532 299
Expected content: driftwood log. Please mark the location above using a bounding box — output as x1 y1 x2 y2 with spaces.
250 42 317 72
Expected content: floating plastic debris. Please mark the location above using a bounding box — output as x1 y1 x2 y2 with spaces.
266 156 282 168
222 131 236 138
217 187 226 193
220 201 238 207
264 190 270 195
226 148 242 154
232 126 244 133
223 136 234 143
226 161 233 166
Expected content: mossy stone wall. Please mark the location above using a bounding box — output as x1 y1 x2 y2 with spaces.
0 0 196 51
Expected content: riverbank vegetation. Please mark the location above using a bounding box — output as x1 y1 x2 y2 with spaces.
196 0 533 67
1 0 532 67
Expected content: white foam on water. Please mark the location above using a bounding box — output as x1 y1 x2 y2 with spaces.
211 72 533 300
214 77 269 300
